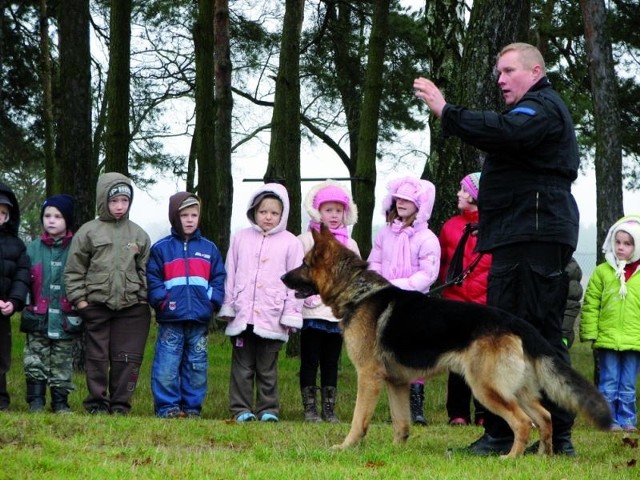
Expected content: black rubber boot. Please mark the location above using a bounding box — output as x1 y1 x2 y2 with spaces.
26 379 47 412
410 383 427 425
51 387 72 414
301 386 322 422
321 386 339 423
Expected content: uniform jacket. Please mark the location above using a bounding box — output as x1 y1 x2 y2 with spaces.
438 210 491 304
64 172 151 311
147 192 226 324
441 77 580 252
21 231 80 338
219 183 303 342
0 182 30 313
580 216 640 352
368 179 440 293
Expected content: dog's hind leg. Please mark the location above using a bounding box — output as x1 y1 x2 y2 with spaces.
386 380 411 445
332 364 385 450
520 396 553 455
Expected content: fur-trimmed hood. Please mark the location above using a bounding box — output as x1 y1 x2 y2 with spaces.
381 176 436 227
303 180 358 226
603 214 640 266
246 183 290 235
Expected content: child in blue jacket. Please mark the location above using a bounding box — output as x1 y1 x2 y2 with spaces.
147 192 226 418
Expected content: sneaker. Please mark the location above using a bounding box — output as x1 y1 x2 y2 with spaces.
235 412 257 422
87 406 110 415
622 425 638 432
163 409 187 419
260 413 279 422
609 424 623 432
449 417 469 426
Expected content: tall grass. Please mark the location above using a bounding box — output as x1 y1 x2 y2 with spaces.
1 320 638 479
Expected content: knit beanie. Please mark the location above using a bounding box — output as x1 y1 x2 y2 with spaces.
382 176 436 225
41 194 75 230
460 172 481 201
0 194 13 208
107 183 132 200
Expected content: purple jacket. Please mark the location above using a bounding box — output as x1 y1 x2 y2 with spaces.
219 183 303 342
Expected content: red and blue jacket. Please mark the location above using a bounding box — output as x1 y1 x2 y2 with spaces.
147 228 226 324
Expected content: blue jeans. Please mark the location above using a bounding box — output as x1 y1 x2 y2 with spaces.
597 349 640 428
151 322 208 417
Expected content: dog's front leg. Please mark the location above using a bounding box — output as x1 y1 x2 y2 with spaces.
386 380 411 445
332 365 385 450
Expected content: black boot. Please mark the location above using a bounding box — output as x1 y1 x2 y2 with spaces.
301 386 322 422
321 386 339 423
26 379 47 412
51 387 72 414
0 373 9 410
410 383 427 425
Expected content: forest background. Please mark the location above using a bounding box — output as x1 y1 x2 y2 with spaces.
1 0 639 278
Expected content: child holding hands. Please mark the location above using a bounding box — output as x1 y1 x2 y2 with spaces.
580 215 640 432
298 180 360 422
368 176 440 425
147 192 226 418
219 183 303 422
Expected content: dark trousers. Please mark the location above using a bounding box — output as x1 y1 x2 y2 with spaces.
229 326 283 418
483 242 575 439
0 316 11 407
80 303 151 412
446 372 485 420
299 327 343 389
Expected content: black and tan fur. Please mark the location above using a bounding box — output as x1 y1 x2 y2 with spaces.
281 226 611 458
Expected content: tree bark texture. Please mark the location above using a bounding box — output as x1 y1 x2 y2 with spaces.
39 0 56 196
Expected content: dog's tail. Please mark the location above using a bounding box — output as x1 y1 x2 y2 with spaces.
536 357 612 430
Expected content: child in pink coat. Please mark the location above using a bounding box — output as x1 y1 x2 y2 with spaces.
219 183 303 422
368 176 440 424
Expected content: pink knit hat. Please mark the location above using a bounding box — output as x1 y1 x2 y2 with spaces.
304 180 358 226
312 185 350 210
460 172 481 201
382 176 436 225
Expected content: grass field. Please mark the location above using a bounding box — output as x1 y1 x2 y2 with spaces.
1 319 638 479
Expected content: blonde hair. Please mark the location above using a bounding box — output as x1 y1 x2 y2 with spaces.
498 42 546 75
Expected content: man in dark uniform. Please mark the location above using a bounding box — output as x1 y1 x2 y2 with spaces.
413 43 580 456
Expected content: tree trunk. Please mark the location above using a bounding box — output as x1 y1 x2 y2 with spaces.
39 0 56 196
194 0 216 249
580 0 623 263
213 0 233 258
265 0 305 237
105 0 132 175
351 0 390 258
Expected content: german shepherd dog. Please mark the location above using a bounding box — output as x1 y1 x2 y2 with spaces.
281 226 611 458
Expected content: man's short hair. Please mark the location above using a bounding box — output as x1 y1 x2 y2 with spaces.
498 42 546 75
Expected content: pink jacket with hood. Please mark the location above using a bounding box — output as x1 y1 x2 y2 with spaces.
219 183 303 342
367 177 440 293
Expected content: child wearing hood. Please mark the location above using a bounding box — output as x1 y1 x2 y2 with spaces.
64 172 151 415
21 194 80 413
298 180 360 423
581 214 640 432
368 176 440 425
219 183 303 422
147 192 226 418
0 182 31 411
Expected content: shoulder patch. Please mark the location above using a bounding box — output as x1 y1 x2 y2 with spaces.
509 107 537 116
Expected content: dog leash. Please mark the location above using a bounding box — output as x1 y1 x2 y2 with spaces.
428 222 485 296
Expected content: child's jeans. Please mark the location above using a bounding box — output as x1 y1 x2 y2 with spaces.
597 349 640 428
151 321 209 417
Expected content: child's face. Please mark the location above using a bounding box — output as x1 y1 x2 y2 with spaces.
255 198 282 232
319 201 345 229
108 195 130 220
179 205 200 238
42 206 67 238
614 231 635 261
456 187 477 212
394 198 418 221
0 204 9 226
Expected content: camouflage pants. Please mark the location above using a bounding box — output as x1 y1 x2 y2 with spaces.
23 332 75 393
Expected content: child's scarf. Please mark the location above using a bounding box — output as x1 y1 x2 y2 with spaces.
389 219 415 279
309 221 349 246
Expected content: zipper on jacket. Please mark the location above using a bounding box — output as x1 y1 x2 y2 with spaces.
536 192 540 230
184 240 192 314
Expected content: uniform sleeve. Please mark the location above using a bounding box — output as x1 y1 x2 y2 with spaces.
441 99 558 154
